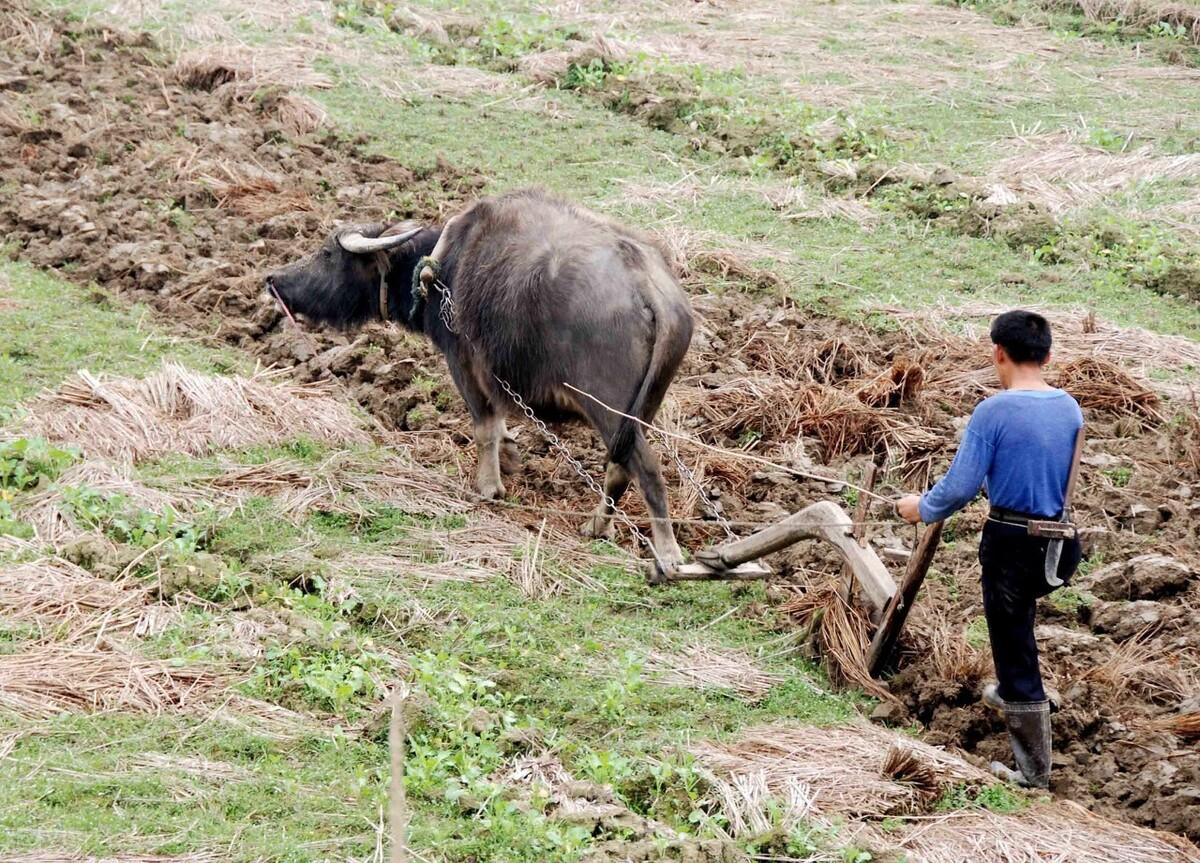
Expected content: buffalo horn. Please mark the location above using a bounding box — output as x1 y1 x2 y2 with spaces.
337 226 423 254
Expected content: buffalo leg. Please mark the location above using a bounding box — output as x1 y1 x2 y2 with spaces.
580 461 632 540
499 421 521 477
628 434 685 580
473 412 507 501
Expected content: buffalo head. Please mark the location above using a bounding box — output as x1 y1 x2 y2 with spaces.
264 222 428 328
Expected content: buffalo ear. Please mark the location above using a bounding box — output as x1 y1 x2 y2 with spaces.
338 225 422 254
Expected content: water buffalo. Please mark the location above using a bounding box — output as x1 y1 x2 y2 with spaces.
264 188 694 576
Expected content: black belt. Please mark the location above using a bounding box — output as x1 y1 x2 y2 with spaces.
988 506 1061 527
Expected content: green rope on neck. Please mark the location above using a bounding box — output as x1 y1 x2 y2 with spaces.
411 256 440 320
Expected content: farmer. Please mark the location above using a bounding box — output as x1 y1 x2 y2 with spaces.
896 310 1083 790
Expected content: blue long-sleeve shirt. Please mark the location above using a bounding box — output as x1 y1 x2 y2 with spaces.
918 389 1083 523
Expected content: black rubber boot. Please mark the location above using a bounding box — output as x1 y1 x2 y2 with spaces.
983 681 1061 714
990 699 1051 789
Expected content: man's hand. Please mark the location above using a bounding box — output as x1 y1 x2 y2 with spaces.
896 494 923 525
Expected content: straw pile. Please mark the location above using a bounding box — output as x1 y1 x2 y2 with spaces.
988 132 1200 213
0 3 54 60
196 450 465 521
702 770 817 840
1148 711 1200 739
693 723 1199 862
643 643 784 702
1053 357 1165 422
196 164 316 220
881 303 1200 401
331 512 606 593
855 357 926 409
1047 0 1200 43
780 583 893 701
0 645 223 719
686 378 937 463
1077 636 1198 705
909 619 992 691
17 459 189 544
691 722 990 819
0 557 164 641
15 362 370 462
174 45 332 93
519 34 628 86
893 803 1198 863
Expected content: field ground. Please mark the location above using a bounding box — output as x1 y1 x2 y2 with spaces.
1 0 1199 861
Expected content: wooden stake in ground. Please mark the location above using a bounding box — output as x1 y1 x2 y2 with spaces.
390 687 410 863
866 520 944 677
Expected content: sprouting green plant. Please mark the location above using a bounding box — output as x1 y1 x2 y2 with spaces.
59 486 204 556
560 57 620 90
936 781 1027 814
1103 466 1133 487
1149 20 1188 40
1087 126 1127 152
256 644 386 713
0 437 78 491
965 615 990 650
596 650 646 722
0 497 33 539
1049 586 1092 615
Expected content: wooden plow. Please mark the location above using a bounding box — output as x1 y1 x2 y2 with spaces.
661 485 944 678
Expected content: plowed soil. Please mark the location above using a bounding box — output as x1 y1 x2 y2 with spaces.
1 8 1197 844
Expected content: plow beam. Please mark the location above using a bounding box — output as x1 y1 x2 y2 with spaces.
686 501 897 614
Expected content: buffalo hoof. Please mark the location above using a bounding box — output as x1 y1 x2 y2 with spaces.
579 517 616 541
499 440 521 476
477 480 506 501
649 551 685 585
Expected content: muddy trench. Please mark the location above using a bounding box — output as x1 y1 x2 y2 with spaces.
1 9 1199 844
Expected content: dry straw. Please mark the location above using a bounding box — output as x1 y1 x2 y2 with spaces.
0 4 55 60
881 302 1200 401
17 459 190 544
1076 634 1199 705
988 131 1200 213
780 582 894 702
14 362 370 463
174 45 332 93
195 163 316 220
331 513 606 593
1148 711 1200 739
0 557 166 642
1052 357 1165 423
893 803 1199 863
692 722 990 819
693 722 1199 863
0 644 222 719
0 856 220 863
196 450 465 521
643 643 784 702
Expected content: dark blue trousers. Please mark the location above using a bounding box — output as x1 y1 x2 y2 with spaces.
979 520 1081 703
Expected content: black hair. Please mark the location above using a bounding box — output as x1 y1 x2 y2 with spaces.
989 310 1052 364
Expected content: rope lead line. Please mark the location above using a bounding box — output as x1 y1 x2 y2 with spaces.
561 382 898 505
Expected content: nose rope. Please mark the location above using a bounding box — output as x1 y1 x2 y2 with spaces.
269 282 298 326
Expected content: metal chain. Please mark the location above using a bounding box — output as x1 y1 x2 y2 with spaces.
668 443 737 541
493 375 665 570
435 276 658 565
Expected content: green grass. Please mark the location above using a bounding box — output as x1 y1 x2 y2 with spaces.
9 0 1200 858
0 259 240 417
0 331 856 862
